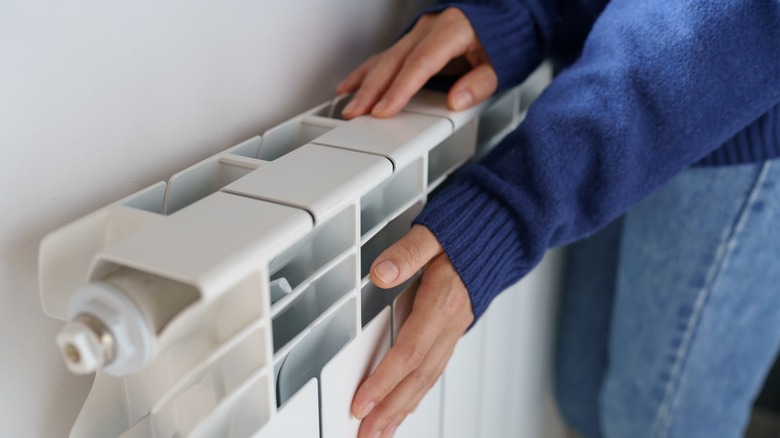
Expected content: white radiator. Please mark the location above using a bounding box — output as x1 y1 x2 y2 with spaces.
38 66 564 438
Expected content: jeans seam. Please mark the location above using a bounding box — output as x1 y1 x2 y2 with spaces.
652 161 773 438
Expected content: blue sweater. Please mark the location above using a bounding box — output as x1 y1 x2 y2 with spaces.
413 0 780 320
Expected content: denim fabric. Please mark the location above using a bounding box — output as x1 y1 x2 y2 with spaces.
556 217 624 438
555 159 780 438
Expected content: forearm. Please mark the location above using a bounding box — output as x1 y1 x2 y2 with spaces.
417 0 780 319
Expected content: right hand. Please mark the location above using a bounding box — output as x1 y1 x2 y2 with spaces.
352 225 475 438
337 7 498 119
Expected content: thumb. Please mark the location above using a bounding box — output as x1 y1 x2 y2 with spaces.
448 63 498 111
371 225 443 289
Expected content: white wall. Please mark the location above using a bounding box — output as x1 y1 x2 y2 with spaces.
0 1 428 435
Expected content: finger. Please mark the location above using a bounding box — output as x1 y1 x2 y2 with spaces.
341 31 422 119
370 225 442 288
371 13 475 117
351 303 446 422
353 254 472 422
396 335 454 419
447 62 499 111
337 57 376 95
357 327 459 438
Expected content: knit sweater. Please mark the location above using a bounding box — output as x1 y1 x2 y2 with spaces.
413 0 780 320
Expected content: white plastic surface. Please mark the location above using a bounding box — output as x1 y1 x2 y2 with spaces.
164 155 261 215
475 89 521 150
268 204 356 293
359 158 425 237
39 183 167 320
313 111 452 169
426 120 478 189
478 251 564 438
98 193 311 299
441 319 486 438
391 277 418 341
256 107 338 161
272 255 356 353
37 72 567 437
320 307 392 438
402 88 490 131
225 144 393 223
256 379 319 438
6 4 453 436
186 370 273 437
269 277 293 303
276 297 357 407
394 378 443 438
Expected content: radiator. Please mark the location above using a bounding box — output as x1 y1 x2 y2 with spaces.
38 66 563 438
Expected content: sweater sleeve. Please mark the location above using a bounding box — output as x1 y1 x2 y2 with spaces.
415 0 780 320
420 1 558 92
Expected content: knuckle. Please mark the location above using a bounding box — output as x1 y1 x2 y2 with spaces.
406 403 419 416
441 9 472 32
392 240 424 271
366 51 399 78
410 367 436 389
439 7 463 23
417 13 434 27
476 71 499 93
404 53 436 76
362 55 379 70
383 413 402 431
361 375 391 400
374 379 396 399
360 415 385 436
396 343 426 370
474 64 497 81
417 14 430 24
379 46 400 63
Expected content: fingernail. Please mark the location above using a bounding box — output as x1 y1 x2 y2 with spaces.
343 98 358 115
452 90 473 110
371 432 381 438
374 260 399 284
357 401 375 420
372 98 389 115
385 425 398 437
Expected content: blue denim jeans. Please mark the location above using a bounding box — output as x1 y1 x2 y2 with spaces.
555 159 780 438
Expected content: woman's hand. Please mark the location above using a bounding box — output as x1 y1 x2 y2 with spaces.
337 7 497 119
353 225 474 438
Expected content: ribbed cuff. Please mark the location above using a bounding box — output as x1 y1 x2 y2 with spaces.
414 178 528 321
419 3 544 93
695 103 780 167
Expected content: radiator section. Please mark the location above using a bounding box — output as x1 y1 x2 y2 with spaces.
39 65 560 437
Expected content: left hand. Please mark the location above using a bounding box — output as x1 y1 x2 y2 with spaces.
336 7 497 120
352 225 475 438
